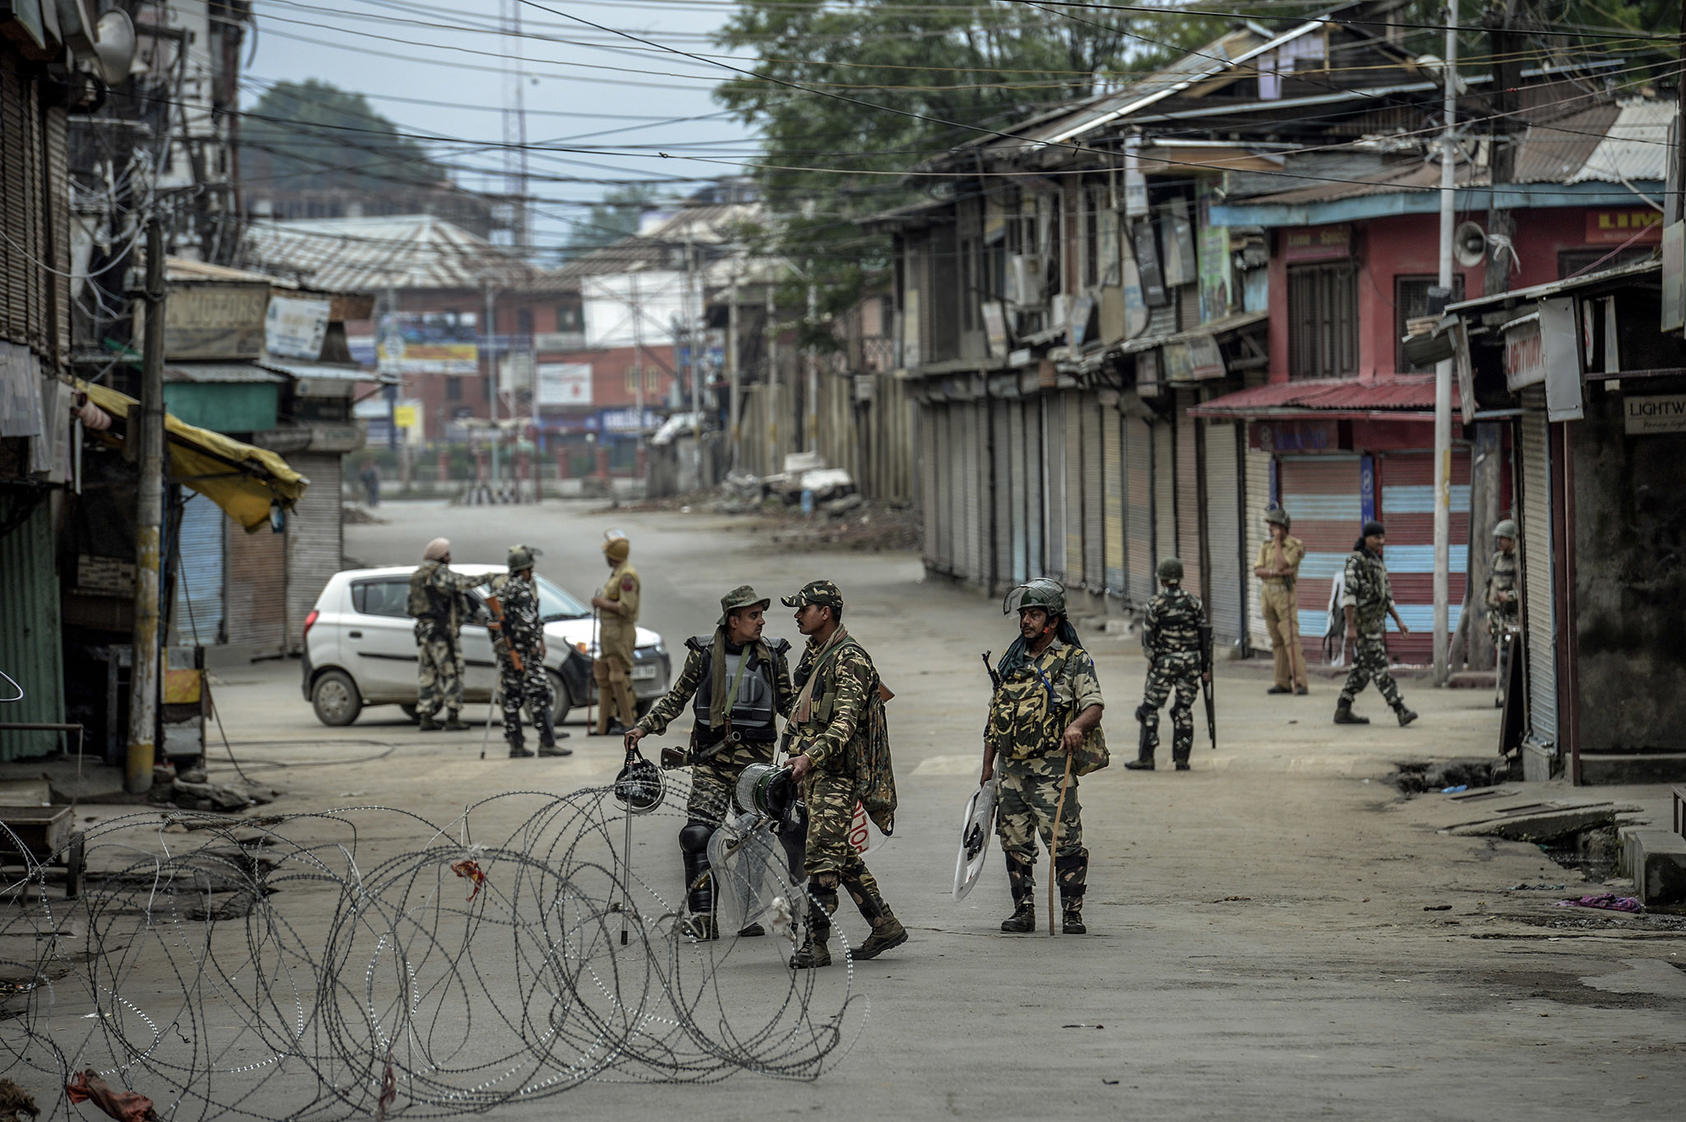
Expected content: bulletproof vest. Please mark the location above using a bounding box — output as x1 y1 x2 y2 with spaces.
407 563 453 621
688 635 789 745
989 645 1074 762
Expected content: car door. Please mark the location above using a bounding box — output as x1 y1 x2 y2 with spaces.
457 588 498 702
347 577 418 701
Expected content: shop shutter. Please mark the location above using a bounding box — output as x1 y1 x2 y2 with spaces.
921 405 939 570
1009 400 1028 583
225 518 288 657
285 453 344 652
1376 449 1471 665
170 492 225 646
1519 395 1556 745
1153 418 1175 577
964 402 985 583
940 406 958 573
1102 406 1124 595
1245 441 1274 652
1024 397 1044 577
1278 455 1362 665
0 495 64 760
1125 409 1153 604
1204 420 1243 646
1082 396 1104 590
1175 398 1204 597
1044 395 1067 579
993 399 1013 587
1065 393 1086 588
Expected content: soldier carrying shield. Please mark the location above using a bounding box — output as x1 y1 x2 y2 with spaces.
982 578 1105 936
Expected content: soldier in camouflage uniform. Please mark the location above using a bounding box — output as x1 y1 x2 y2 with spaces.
408 538 493 731
489 545 568 759
626 584 794 940
782 580 907 968
1335 520 1418 727
1485 518 1521 709
1129 558 1209 772
983 578 1104 935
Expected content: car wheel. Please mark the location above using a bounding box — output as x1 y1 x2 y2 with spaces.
546 669 573 726
312 669 362 727
399 703 419 721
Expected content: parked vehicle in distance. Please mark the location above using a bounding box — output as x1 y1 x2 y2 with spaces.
301 565 671 727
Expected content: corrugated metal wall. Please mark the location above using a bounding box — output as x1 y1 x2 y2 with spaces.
1125 410 1153 604
1153 419 1175 577
170 491 225 646
1204 420 1243 644
1245 440 1274 652
1010 400 1028 583
1102 407 1124 595
992 399 1012 587
921 405 939 571
1081 397 1104 590
1377 449 1472 664
0 495 65 759
1278 455 1362 664
1175 402 1204 596
1024 397 1043 577
1045 396 1067 579
226 514 289 656
1064 392 1084 587
285 453 342 652
1519 393 1556 746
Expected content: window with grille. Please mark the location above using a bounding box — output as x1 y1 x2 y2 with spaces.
1394 275 1464 373
1287 262 1357 379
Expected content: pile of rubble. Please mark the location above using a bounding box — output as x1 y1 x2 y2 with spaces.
716 452 861 516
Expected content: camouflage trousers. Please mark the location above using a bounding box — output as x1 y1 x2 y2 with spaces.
414 621 463 719
1138 654 1200 763
686 740 774 826
1339 635 1403 708
996 752 1087 902
800 767 891 933
498 654 553 741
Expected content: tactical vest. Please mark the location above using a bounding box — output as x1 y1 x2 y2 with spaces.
687 635 789 746
990 647 1075 762
407 564 452 621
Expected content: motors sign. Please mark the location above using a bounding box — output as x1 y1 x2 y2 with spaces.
1623 394 1686 435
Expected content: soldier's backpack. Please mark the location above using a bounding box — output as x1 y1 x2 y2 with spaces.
856 671 898 836
406 567 430 618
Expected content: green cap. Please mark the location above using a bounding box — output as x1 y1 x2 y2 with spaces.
1158 557 1184 582
1004 577 1066 617
1264 507 1290 528
719 584 771 625
781 579 843 610
1493 518 1518 539
507 544 540 572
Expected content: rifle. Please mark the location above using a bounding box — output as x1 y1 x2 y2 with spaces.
484 592 524 673
981 650 1001 692
1197 621 1216 751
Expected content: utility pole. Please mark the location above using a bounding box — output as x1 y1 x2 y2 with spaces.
631 270 646 465
685 236 701 430
806 262 819 453
1432 0 1460 685
126 216 166 795
727 265 741 469
485 283 500 496
766 282 779 473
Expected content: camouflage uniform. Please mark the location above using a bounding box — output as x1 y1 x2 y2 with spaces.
986 639 1102 912
1486 527 1521 708
1338 547 1406 712
489 570 561 754
409 558 488 723
1136 584 1206 768
594 537 641 734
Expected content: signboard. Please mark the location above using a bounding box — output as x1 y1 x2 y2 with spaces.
981 301 1008 358
1161 335 1225 383
1538 296 1583 422
1623 394 1686 435
1503 314 1544 389
532 331 587 352
155 284 271 360
1161 199 1197 289
1131 219 1166 308
498 352 535 395
376 312 478 375
1281 225 1351 263
1662 222 1685 334
1197 191 1231 323
264 296 331 360
537 362 592 407
1585 208 1663 246
393 404 419 429
1250 419 1339 453
1123 136 1148 218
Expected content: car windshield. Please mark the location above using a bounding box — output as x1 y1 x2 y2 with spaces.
534 575 591 621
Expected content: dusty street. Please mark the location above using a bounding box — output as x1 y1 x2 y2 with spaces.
37 498 1686 1120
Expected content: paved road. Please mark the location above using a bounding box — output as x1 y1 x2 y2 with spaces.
86 499 1686 1118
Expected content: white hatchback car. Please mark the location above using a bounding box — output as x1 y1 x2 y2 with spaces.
301 564 671 727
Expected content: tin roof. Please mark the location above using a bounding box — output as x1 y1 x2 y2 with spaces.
1191 374 1460 419
1512 103 1620 184
1565 98 1675 185
241 215 570 294
163 362 287 384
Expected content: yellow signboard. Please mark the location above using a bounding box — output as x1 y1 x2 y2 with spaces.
394 405 419 429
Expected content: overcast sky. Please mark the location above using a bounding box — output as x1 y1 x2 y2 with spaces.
243 0 755 252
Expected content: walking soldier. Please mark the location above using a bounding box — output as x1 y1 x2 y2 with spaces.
1335 520 1419 727
626 585 795 939
982 578 1104 936
407 537 493 731
1129 558 1209 772
590 532 641 736
488 545 568 758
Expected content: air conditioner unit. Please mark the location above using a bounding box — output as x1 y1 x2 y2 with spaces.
1005 255 1043 306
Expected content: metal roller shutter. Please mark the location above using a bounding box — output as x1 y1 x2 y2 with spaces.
1010 401 1028 583
1204 421 1243 646
1025 398 1043 577
225 518 288 657
1082 396 1104 591
286 453 343 653
1125 409 1153 604
1044 395 1066 579
1245 441 1274 652
965 402 985 583
0 496 64 760
993 399 1012 587
941 406 958 573
1175 400 1204 597
170 492 225 646
921 406 939 570
952 405 972 580
1377 449 1471 664
1519 393 1556 745
1103 407 1124 595
1278 455 1362 666
1153 419 1175 578
1065 393 1086 588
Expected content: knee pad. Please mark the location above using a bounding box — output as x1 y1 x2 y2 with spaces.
679 821 713 853
1135 704 1155 725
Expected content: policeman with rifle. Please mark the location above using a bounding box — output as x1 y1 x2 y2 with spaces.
1127 558 1209 772
488 545 568 758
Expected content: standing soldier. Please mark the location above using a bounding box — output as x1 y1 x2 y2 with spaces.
407 538 493 731
982 578 1104 936
625 585 795 939
1254 506 1308 696
782 580 906 968
590 532 640 736
1128 558 1209 772
1334 520 1418 727
489 545 569 759
1486 518 1521 709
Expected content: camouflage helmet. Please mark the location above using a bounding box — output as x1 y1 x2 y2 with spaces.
1157 557 1185 583
1263 507 1291 529
506 544 540 572
1004 577 1066 617
1493 518 1519 539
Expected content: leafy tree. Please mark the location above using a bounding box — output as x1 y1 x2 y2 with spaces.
242 79 447 192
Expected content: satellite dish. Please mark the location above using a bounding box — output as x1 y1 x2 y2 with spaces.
93 9 137 87
1454 221 1487 268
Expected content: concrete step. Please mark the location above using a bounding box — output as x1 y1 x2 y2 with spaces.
1619 826 1686 906
1578 753 1686 785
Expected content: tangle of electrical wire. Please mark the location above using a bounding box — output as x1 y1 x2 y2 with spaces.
0 781 859 1118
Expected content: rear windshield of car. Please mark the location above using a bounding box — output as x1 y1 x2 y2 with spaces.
534 576 589 621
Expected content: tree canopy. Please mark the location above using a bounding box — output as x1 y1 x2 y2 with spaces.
241 80 448 193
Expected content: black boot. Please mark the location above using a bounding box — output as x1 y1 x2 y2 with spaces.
506 733 534 759
1394 702 1419 727
1128 707 1156 768
1062 896 1087 935
1000 898 1036 933
790 879 836 968
442 710 471 731
1333 698 1370 725
535 708 571 756
679 824 715 937
418 715 444 732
